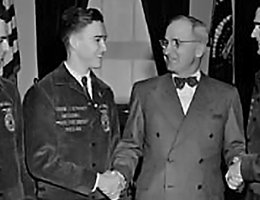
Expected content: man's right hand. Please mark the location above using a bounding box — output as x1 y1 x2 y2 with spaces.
225 157 244 190
97 170 126 200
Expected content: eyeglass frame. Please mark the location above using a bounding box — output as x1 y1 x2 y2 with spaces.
159 38 201 49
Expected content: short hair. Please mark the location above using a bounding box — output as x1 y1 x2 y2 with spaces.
60 7 104 50
167 15 209 45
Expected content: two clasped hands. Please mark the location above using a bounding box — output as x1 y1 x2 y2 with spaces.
225 157 244 191
96 170 126 200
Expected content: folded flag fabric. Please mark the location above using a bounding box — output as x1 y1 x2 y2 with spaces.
0 0 20 83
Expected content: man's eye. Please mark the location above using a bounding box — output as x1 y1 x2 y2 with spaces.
95 36 107 43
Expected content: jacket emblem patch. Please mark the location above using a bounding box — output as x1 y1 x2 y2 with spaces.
3 107 15 132
99 104 110 132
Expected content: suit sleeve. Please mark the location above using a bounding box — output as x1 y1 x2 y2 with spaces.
223 88 246 165
23 84 97 196
241 154 260 182
111 83 144 182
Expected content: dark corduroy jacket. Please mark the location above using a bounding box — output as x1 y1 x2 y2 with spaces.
23 63 120 200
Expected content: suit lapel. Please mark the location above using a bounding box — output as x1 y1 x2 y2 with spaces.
185 74 212 118
153 74 185 130
168 74 214 153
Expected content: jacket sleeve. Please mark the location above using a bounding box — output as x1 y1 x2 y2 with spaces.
23 84 97 196
223 88 246 166
107 88 121 168
111 83 143 182
13 86 36 199
241 154 260 182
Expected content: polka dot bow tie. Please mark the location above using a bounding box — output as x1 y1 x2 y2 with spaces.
174 76 198 89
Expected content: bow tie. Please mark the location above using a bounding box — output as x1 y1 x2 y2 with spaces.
174 76 198 89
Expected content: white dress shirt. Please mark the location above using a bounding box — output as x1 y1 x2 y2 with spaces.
64 61 93 99
172 71 201 115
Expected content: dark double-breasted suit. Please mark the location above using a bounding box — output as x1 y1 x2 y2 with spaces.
112 72 245 200
0 77 24 200
23 63 120 200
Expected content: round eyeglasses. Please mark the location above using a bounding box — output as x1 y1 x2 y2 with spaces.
159 38 201 49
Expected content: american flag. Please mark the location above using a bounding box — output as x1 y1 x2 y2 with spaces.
0 0 20 83
208 0 234 85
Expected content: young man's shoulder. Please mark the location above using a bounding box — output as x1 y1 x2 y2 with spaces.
93 73 113 91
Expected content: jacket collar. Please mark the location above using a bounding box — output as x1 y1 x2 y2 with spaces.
53 63 109 88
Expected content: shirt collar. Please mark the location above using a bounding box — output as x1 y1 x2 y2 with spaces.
64 61 90 86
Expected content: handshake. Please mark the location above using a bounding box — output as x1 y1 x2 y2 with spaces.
225 157 244 191
96 170 126 200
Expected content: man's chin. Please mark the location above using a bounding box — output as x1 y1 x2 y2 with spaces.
258 48 260 55
90 61 102 69
91 65 102 69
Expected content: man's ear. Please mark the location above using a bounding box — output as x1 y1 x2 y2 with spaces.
195 43 206 58
69 35 78 49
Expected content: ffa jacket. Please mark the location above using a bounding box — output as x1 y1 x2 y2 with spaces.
245 70 260 195
0 77 24 200
23 63 120 200
242 154 260 183
112 73 245 200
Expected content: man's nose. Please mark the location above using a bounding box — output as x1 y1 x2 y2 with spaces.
164 44 177 55
251 28 257 38
100 40 107 52
2 39 9 51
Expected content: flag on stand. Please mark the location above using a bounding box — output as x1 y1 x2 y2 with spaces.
0 0 20 83
208 0 234 84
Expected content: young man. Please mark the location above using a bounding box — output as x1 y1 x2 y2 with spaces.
23 7 123 200
0 18 24 199
108 15 246 200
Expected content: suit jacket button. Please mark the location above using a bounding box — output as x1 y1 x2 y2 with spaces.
90 142 96 147
197 184 202 190
167 185 174 189
198 158 204 164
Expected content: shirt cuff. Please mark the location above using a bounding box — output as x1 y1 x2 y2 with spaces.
92 173 100 192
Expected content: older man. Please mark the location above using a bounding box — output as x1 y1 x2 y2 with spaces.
108 15 246 200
